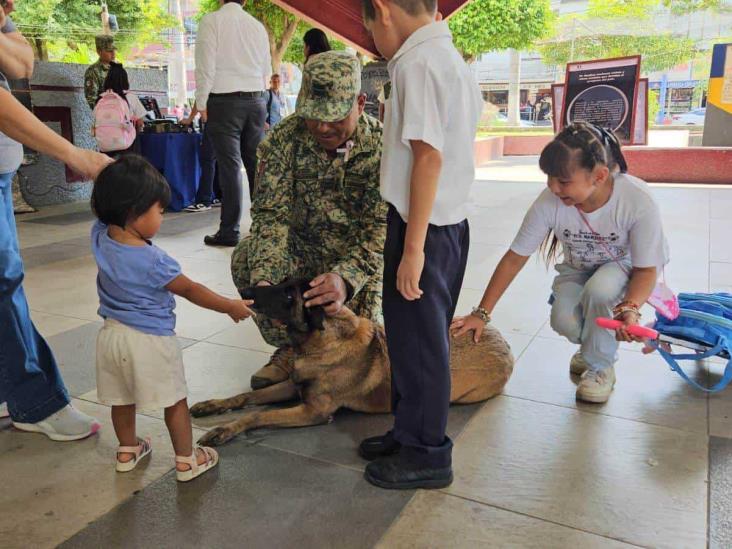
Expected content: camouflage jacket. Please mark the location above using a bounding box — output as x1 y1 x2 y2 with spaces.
248 113 387 299
84 61 109 110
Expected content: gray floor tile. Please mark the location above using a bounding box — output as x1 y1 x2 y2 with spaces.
20 236 91 269
243 402 483 470
23 210 96 226
378 491 638 548
710 436 732 549
59 441 413 549
157 210 220 236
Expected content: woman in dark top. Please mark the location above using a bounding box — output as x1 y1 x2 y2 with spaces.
303 28 331 62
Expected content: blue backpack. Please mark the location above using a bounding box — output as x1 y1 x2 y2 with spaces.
652 293 732 393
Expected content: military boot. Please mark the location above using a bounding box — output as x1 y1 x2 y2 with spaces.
250 347 295 390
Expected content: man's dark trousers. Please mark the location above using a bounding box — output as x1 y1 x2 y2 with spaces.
382 205 470 468
206 92 266 239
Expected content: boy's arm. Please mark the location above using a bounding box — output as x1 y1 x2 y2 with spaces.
398 139 442 301
166 274 254 323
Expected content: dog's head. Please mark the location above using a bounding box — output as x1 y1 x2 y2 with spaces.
239 278 326 337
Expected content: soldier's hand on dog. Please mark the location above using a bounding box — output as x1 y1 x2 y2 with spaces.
227 299 256 322
304 273 348 315
397 250 425 301
451 315 485 344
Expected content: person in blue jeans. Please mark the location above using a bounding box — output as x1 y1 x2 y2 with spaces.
0 86 112 438
182 106 220 213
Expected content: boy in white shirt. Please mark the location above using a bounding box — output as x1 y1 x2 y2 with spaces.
359 0 483 490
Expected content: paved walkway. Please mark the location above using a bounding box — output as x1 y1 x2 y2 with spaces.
2 157 731 548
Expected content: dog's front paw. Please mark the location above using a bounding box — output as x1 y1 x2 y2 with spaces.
190 400 226 418
197 426 236 447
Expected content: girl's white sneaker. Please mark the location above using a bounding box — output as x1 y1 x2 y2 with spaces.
576 367 616 403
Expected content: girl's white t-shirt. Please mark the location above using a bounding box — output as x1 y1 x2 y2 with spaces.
510 173 669 271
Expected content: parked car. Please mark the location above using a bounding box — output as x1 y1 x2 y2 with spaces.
671 108 706 125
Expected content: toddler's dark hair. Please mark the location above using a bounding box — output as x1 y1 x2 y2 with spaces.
91 154 170 228
362 0 437 20
538 122 628 265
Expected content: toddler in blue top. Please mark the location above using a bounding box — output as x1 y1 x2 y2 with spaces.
91 155 255 482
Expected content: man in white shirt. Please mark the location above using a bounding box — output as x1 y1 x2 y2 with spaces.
195 0 271 247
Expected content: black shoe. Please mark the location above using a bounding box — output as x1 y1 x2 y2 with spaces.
204 233 239 247
358 431 401 461
364 452 453 490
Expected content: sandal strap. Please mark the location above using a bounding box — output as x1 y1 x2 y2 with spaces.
174 446 215 473
117 437 150 457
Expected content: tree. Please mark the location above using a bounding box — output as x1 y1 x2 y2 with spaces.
539 0 701 72
198 0 344 72
448 0 554 125
12 1 175 62
448 0 554 63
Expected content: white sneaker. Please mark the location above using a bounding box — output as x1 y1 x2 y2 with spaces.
570 351 590 375
183 203 211 213
13 404 101 441
576 367 616 403
211 199 222 208
0 402 9 419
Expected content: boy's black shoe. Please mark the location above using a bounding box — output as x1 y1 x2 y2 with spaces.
364 453 453 490
204 233 239 247
358 431 401 461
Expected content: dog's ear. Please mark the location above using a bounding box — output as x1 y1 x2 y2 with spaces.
306 306 326 331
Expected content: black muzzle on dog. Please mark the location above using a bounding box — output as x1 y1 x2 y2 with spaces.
239 278 325 334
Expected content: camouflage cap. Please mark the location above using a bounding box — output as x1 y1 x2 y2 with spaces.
297 51 361 122
95 34 117 52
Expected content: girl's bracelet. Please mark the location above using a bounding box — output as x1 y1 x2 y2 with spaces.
470 306 491 324
613 305 641 320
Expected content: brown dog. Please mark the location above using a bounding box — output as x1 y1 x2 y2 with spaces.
191 281 514 446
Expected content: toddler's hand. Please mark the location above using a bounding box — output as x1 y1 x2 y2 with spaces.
227 299 256 322
397 250 424 301
451 315 485 344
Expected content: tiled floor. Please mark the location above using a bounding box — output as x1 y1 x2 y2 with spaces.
2 157 731 548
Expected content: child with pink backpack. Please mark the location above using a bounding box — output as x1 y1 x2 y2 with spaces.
92 63 147 156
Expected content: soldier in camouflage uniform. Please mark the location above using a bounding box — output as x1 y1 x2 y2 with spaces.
84 35 116 111
231 51 387 390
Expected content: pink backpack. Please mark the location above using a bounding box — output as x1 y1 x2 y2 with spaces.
92 90 136 152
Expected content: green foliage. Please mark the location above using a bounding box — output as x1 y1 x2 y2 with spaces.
539 0 709 72
13 0 176 63
661 0 725 15
198 0 344 69
540 34 697 72
448 0 554 59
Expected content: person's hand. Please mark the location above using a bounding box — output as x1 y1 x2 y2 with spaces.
199 109 208 123
227 299 256 322
67 148 113 180
180 116 194 126
264 122 270 131
4 0 14 14
304 273 347 315
397 250 424 301
450 315 486 344
615 311 642 343
256 281 271 287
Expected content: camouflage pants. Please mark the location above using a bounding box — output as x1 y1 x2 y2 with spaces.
231 236 383 348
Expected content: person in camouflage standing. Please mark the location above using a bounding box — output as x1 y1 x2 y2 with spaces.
231 51 387 390
84 35 116 110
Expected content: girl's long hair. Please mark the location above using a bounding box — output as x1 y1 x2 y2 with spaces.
100 62 130 105
538 122 628 265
